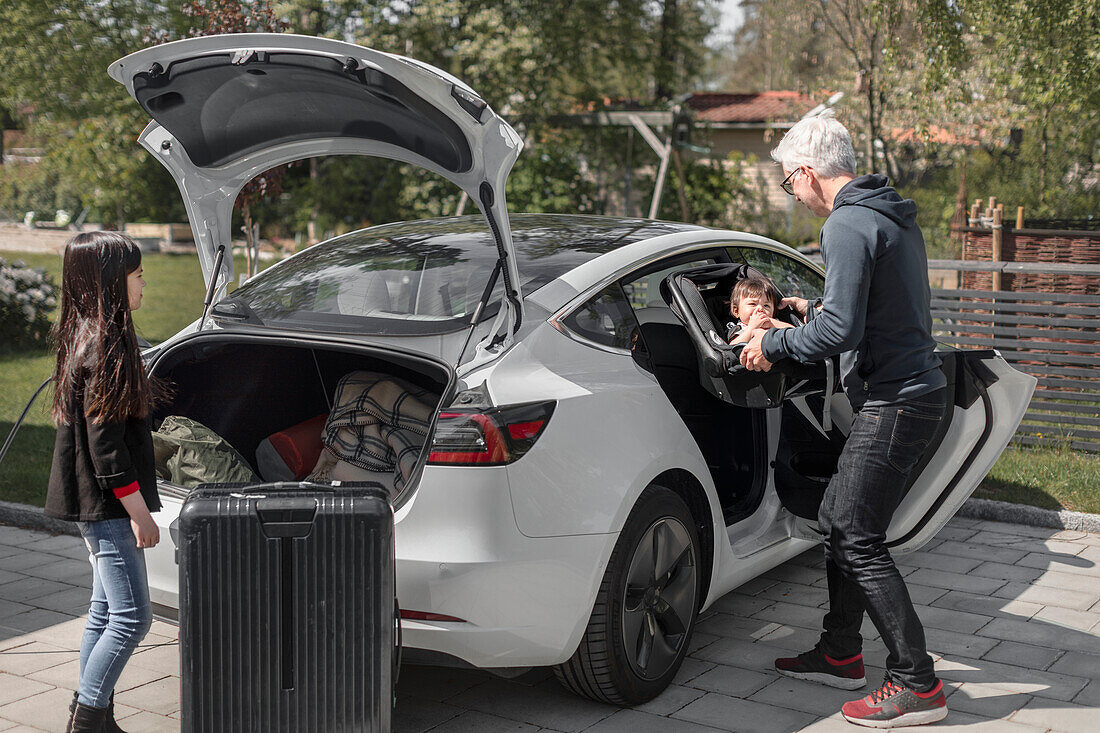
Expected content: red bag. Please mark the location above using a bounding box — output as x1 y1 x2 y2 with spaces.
256 414 327 481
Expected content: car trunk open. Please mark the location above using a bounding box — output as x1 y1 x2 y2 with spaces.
147 333 453 503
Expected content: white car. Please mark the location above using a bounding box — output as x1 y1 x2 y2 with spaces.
108 34 1036 704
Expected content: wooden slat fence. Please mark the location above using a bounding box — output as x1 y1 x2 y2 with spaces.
931 287 1100 453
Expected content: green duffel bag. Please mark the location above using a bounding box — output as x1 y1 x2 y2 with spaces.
153 415 259 488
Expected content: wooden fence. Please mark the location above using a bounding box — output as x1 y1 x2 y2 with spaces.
929 260 1100 453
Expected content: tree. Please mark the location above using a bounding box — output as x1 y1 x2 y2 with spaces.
810 0 901 173
0 103 15 167
807 0 968 178
953 0 1100 209
340 0 719 227
1 0 726 232
722 0 843 93
0 2 191 119
49 105 185 227
724 1 978 179
884 0 1099 217
0 1 189 226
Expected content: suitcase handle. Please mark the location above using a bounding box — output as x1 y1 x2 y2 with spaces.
256 497 318 538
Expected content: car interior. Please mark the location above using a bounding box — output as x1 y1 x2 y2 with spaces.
616 259 773 525
655 262 995 524
650 262 847 524
631 306 767 525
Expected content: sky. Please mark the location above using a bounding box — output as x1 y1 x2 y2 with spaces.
710 0 746 48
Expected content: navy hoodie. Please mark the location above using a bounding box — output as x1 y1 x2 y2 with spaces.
762 174 945 409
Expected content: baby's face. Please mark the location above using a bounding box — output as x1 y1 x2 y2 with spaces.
733 295 775 323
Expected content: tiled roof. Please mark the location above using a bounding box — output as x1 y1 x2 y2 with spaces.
685 91 816 124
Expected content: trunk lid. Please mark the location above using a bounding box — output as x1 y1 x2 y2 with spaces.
108 33 525 343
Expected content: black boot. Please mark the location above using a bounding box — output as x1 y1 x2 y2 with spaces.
70 701 108 733
65 692 78 733
103 692 129 733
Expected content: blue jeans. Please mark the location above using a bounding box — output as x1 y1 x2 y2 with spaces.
77 517 152 708
817 387 947 692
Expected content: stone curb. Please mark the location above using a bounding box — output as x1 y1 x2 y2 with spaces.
3 496 1099 537
957 497 1100 533
0 499 79 536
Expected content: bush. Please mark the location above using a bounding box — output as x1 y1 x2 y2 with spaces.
0 258 57 352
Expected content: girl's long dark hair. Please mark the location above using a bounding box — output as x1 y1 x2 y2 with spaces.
51 231 166 425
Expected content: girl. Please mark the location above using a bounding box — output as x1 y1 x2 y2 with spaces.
45 231 166 733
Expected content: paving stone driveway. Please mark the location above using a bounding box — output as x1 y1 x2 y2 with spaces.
2 517 1098 733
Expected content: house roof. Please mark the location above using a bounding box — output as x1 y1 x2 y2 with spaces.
685 91 816 124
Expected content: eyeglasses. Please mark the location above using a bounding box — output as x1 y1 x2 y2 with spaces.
780 167 801 196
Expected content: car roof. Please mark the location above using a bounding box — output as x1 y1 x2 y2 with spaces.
275 212 708 295
238 213 799 333
532 225 804 313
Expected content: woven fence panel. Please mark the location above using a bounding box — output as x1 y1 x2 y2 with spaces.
962 228 1100 295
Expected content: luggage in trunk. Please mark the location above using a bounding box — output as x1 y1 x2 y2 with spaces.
150 337 450 502
178 482 395 733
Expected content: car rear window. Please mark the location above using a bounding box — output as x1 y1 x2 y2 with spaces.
228 215 699 335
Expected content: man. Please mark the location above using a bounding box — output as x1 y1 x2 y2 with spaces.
740 110 949 728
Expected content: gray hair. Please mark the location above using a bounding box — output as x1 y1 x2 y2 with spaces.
770 109 857 178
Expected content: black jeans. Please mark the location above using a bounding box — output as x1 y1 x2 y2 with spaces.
817 387 948 692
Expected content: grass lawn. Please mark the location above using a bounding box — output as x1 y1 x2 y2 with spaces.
2 248 1098 515
1 249 262 505
976 444 1100 514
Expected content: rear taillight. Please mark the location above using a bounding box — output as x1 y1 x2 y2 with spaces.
428 401 555 466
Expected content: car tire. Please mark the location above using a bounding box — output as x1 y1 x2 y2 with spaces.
554 485 701 705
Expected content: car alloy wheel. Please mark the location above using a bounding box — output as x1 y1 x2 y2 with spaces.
555 485 701 704
621 514 697 681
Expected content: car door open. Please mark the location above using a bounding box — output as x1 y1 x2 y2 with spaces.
663 259 1036 553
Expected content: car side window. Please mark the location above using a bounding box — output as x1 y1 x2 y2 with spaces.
621 256 717 316
560 283 639 351
732 247 824 300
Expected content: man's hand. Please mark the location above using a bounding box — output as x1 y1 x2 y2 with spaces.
740 329 773 372
779 296 809 319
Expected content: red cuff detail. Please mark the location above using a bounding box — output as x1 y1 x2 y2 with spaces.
112 481 141 499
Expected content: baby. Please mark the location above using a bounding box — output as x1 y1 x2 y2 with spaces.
726 276 794 344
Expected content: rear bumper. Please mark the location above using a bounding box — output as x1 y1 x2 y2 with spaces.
395 465 617 668
153 467 617 668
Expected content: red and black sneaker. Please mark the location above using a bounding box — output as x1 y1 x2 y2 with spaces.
774 647 866 690
841 677 948 728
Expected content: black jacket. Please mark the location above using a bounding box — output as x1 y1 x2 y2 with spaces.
45 372 160 522
763 174 945 409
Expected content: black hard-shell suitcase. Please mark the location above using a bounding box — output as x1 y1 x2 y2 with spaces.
178 482 395 732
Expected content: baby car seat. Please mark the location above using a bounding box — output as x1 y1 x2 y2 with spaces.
660 263 830 409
